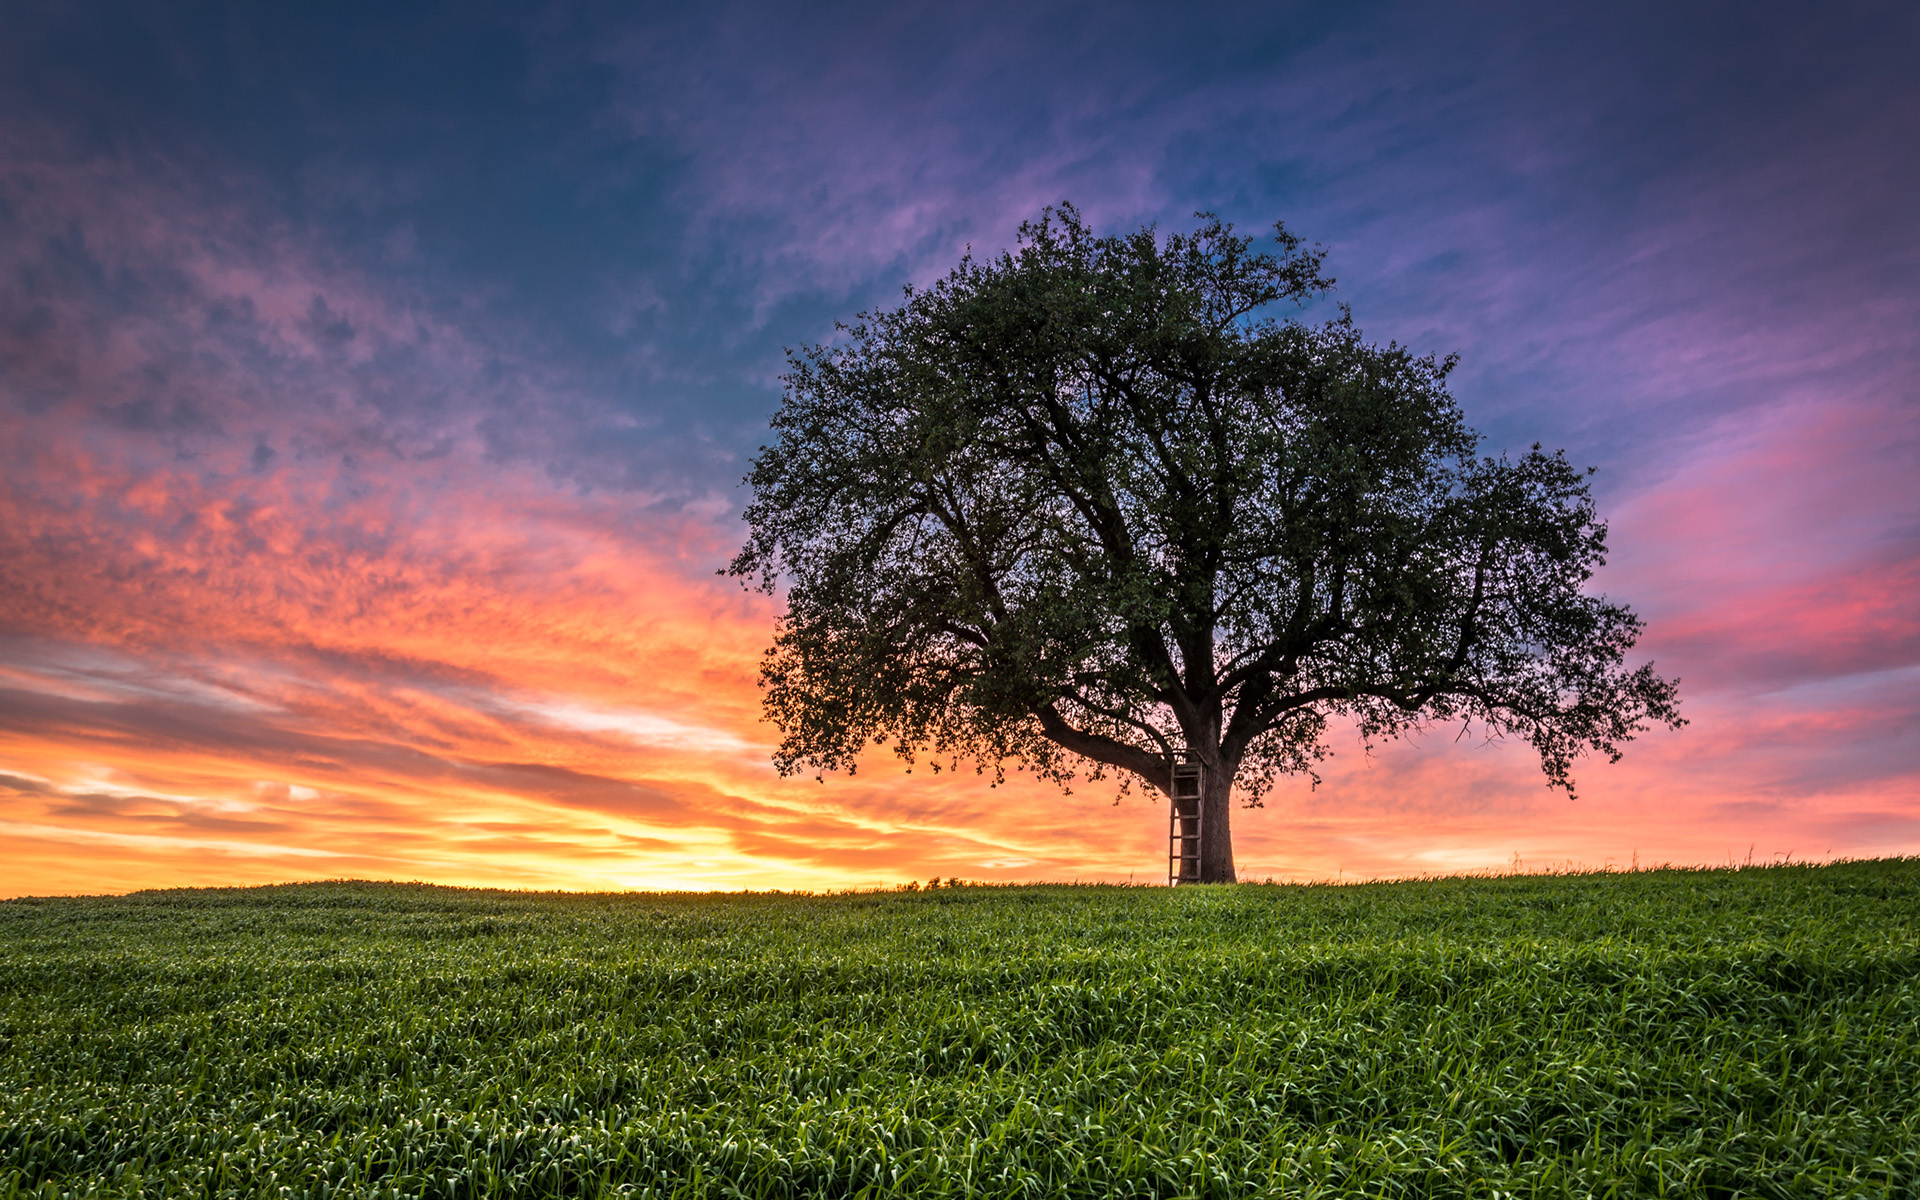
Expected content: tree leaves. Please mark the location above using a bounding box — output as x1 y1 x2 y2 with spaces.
731 205 1682 825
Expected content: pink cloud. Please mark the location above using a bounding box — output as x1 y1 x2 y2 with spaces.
1607 393 1920 692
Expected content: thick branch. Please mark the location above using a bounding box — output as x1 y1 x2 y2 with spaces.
1033 704 1173 793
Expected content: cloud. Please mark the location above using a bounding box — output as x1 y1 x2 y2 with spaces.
1607 394 1920 694
504 698 756 758
1 2 1915 895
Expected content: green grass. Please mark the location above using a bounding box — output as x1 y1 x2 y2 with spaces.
2 862 1917 1198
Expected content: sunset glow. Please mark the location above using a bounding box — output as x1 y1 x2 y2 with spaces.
2 3 1914 896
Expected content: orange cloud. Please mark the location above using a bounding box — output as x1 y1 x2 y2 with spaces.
0 400 1184 894
5 380 1917 896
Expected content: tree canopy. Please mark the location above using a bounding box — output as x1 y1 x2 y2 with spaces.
730 205 1683 882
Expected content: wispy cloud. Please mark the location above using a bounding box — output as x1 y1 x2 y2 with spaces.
0 2 1914 895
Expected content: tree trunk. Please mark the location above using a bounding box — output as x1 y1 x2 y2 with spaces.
1197 766 1237 883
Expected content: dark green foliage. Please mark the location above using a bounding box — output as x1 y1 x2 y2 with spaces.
730 205 1683 880
4 861 1917 1198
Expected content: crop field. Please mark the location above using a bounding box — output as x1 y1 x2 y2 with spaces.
2 862 1917 1199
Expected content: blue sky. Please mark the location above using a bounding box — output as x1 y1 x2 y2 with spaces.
15 1 1912 482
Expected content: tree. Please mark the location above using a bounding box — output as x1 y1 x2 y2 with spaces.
729 205 1683 883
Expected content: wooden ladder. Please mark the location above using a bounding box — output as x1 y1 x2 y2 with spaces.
1168 755 1203 885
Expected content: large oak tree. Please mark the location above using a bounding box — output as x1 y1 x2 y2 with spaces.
730 206 1683 882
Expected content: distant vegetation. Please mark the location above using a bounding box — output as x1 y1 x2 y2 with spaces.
3 862 1916 1197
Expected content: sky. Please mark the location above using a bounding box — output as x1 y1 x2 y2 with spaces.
2 1 1915 897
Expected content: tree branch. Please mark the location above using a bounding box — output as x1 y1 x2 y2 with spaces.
1032 703 1173 793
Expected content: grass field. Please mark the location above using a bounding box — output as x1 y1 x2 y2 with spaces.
2 861 1917 1198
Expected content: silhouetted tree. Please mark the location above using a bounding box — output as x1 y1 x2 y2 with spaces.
730 206 1683 882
